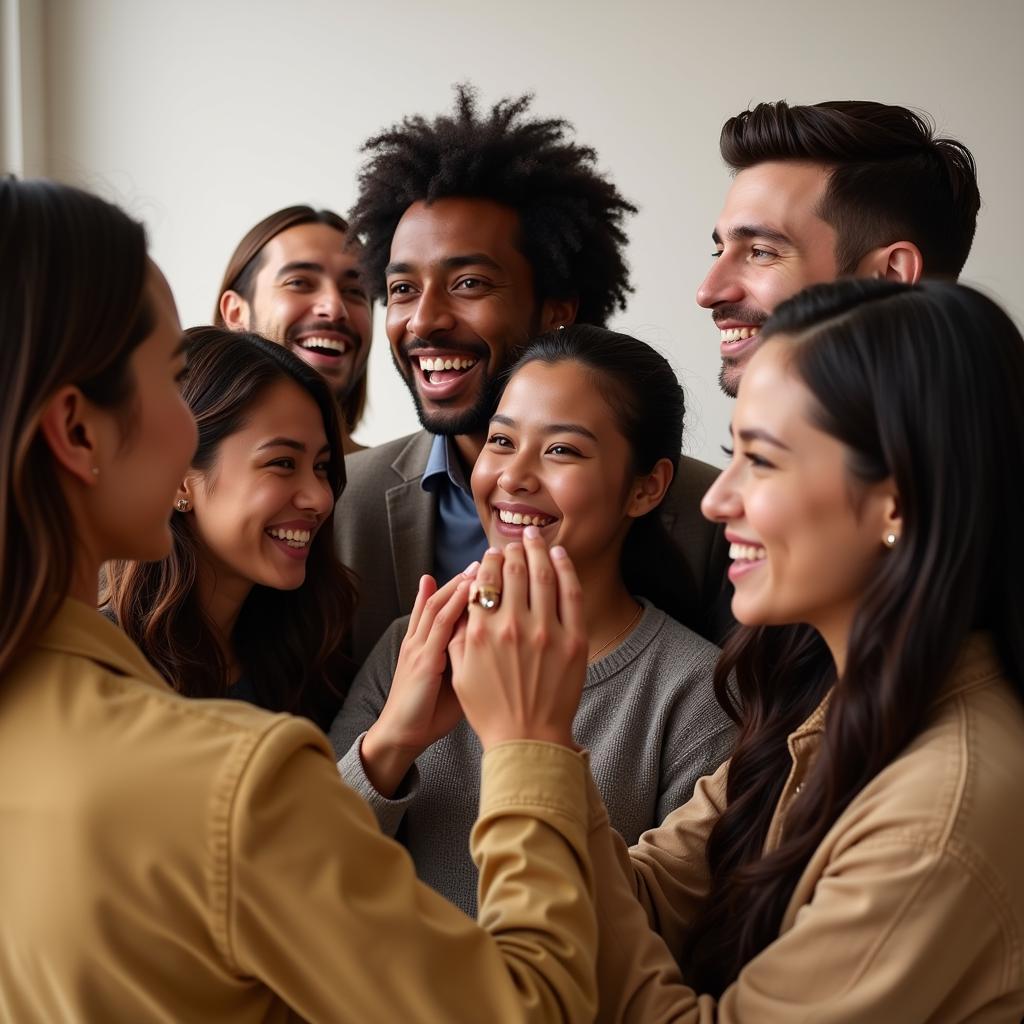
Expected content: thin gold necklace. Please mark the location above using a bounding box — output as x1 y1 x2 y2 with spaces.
588 602 644 664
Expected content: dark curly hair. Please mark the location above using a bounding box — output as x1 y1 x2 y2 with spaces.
348 84 636 326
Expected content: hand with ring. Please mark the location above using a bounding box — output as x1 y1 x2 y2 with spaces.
449 527 587 751
360 562 478 796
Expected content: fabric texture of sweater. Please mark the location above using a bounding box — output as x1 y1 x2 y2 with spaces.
330 599 735 916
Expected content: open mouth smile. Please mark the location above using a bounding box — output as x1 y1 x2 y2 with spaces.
718 325 762 358
414 350 484 401
727 540 767 581
265 523 316 560
492 504 559 537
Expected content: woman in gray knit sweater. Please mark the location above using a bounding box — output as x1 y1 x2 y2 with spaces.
330 326 736 916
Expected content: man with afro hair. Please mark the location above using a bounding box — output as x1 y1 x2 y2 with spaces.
337 86 725 662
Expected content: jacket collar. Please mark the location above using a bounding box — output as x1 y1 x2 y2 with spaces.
390 429 436 484
789 631 1002 747
34 598 171 691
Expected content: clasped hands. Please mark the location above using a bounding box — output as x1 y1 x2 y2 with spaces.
360 528 587 797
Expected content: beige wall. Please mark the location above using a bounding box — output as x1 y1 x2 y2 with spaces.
28 0 1024 463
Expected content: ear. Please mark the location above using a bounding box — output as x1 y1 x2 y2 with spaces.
626 458 674 519
537 295 580 332
219 289 252 331
37 386 105 486
854 241 924 285
871 479 903 547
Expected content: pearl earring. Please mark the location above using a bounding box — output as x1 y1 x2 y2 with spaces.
175 498 191 513
884 532 898 548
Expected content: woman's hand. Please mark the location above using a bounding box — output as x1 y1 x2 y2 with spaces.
361 564 476 797
449 527 587 751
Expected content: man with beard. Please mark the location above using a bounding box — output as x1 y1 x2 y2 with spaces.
697 100 980 396
216 206 372 453
338 87 727 662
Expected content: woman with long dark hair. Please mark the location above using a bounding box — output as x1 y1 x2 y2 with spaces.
104 326 356 729
588 278 1024 1021
0 176 608 1022
331 325 735 915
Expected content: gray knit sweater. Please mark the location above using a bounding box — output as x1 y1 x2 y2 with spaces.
329 600 735 917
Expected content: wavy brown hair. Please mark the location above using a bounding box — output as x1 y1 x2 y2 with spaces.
1 178 153 676
684 279 1024 994
213 205 368 434
104 327 357 729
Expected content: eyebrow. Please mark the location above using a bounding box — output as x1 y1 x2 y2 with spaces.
272 261 363 282
255 437 332 454
736 427 791 451
712 224 794 248
491 414 599 443
385 253 503 277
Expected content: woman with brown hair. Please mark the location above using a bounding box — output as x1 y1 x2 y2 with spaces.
0 176 602 1022
104 326 356 729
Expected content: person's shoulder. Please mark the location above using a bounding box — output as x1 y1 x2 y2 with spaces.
667 454 721 503
345 431 432 480
646 604 722 666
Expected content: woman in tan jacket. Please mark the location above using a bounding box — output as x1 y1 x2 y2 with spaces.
0 177 597 1022
588 279 1024 1022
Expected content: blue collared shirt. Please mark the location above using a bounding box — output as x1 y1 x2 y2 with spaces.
421 434 488 585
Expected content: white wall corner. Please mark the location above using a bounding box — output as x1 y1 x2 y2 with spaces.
1 0 48 176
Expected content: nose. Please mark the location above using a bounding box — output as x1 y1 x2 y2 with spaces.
296 470 335 518
696 254 745 310
498 449 540 496
313 284 349 322
406 283 456 339
700 459 743 525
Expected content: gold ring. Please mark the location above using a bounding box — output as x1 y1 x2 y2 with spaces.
473 585 502 611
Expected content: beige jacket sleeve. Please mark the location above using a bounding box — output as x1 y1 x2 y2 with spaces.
228 719 597 1023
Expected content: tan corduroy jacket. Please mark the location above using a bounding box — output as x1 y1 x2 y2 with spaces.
587 635 1024 1022
0 600 598 1023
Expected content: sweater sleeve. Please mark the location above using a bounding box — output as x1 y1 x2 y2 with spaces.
655 632 734 826
327 617 407 760
328 617 416 836
227 718 599 1023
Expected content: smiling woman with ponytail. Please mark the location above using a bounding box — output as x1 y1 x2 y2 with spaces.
587 278 1024 1022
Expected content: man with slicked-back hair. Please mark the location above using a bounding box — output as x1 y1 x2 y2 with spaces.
338 86 729 663
697 100 980 396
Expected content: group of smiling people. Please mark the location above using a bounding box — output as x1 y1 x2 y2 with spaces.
1 88 1023 1023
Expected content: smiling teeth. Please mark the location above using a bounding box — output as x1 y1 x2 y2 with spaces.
720 327 760 343
497 509 555 527
300 336 348 353
267 527 312 548
419 356 478 372
729 542 766 562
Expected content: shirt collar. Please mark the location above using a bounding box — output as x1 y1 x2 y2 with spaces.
421 433 473 495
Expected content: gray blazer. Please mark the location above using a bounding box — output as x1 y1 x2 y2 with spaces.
336 429 729 665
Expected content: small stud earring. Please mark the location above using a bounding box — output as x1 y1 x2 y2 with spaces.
884 532 898 548
556 324 565 331
174 498 191 513
91 466 100 477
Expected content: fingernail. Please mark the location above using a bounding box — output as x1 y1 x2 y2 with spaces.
486 547 500 555
523 525 539 540
551 546 567 560
463 561 480 575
